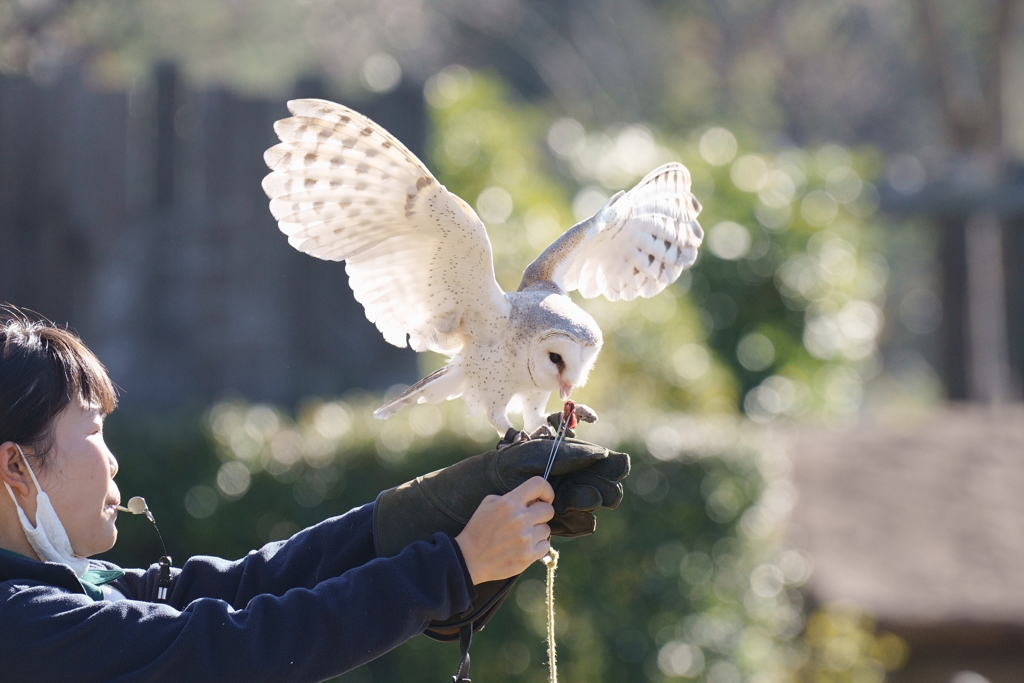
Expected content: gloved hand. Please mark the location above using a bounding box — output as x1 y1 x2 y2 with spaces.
373 437 630 639
374 437 628 553
549 450 628 536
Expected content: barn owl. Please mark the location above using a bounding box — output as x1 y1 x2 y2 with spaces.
263 99 703 437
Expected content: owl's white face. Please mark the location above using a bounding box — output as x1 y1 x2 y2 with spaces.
528 333 601 400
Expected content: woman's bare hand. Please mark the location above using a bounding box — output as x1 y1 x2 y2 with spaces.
454 476 554 585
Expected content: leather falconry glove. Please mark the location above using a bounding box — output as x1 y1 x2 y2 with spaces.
373 437 630 640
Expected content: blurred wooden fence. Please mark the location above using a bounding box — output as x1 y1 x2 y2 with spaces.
0 64 423 410
883 181 1024 402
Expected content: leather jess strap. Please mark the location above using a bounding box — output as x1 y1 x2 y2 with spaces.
452 624 472 683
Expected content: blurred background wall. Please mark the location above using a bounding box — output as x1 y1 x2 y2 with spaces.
0 64 422 407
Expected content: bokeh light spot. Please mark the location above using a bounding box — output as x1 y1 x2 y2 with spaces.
424 64 472 108
825 166 862 203
708 221 752 260
572 186 609 222
476 186 513 223
737 333 775 371
731 154 768 192
184 484 218 519
500 641 531 674
801 190 838 227
658 641 705 677
547 117 586 158
361 53 401 93
216 461 251 499
673 343 710 381
699 127 738 166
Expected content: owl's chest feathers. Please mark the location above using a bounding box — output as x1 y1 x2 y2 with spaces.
461 331 532 391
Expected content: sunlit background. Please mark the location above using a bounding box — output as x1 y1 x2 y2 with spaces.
2 1 1023 682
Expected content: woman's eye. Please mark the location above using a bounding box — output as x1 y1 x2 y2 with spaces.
549 353 563 364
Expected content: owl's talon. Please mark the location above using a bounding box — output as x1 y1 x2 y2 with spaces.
497 428 530 449
497 427 519 448
530 424 554 439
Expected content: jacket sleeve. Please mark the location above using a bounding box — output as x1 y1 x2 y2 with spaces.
0 505 475 683
116 503 390 608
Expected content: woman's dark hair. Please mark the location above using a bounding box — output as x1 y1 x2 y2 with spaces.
0 306 117 470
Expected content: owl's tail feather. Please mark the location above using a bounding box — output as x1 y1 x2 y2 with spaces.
374 363 465 419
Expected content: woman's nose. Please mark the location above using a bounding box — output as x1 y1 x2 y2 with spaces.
108 451 119 477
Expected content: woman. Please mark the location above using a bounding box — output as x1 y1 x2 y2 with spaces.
0 311 628 682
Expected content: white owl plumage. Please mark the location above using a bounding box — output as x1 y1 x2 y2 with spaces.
263 98 703 436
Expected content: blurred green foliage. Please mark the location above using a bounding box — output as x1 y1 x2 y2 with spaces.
795 603 909 683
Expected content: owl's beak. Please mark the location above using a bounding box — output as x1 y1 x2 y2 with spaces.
559 382 573 401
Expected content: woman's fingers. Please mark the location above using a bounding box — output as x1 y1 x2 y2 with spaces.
456 480 558 584
526 499 555 524
509 476 555 505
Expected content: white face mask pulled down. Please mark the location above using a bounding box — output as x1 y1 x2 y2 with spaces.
3 444 89 577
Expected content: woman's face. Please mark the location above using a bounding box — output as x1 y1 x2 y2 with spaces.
35 402 121 557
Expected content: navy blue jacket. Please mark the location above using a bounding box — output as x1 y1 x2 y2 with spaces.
0 503 475 682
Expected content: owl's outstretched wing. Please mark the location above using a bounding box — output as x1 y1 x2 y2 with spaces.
263 99 510 355
518 163 703 301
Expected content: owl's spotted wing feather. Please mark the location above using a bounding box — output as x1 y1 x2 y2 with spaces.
520 162 703 301
263 99 510 354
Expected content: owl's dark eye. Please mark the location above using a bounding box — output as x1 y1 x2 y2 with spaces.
549 353 563 365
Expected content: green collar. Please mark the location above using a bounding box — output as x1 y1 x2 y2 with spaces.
0 547 124 600
80 568 125 601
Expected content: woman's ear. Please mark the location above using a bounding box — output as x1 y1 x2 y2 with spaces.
0 441 33 499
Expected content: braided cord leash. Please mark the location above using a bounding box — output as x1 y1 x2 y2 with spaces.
541 548 560 683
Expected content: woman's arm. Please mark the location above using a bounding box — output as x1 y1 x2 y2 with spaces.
115 503 383 608
0 530 473 683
